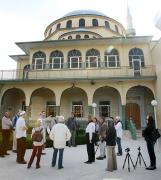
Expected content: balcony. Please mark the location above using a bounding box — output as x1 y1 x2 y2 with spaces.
0 63 156 82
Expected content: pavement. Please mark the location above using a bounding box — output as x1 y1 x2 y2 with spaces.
0 137 161 180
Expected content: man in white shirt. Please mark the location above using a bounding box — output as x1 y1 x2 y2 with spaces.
16 111 28 164
115 116 123 156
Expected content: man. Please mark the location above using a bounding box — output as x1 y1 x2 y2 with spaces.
66 112 77 147
12 110 20 153
49 116 71 169
96 116 107 160
1 111 12 156
115 116 123 156
16 111 28 164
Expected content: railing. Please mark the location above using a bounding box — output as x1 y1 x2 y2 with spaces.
0 63 156 81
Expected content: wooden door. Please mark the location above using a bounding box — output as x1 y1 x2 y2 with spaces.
125 103 141 129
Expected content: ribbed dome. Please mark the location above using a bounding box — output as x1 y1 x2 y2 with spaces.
63 10 107 18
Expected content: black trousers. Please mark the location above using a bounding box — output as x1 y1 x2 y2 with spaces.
147 141 156 167
17 137 26 162
86 133 95 162
2 129 11 153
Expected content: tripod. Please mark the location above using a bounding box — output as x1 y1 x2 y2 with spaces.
122 148 135 172
135 147 147 168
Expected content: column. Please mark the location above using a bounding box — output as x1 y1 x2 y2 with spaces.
55 106 60 116
25 106 31 121
121 105 126 130
88 106 92 115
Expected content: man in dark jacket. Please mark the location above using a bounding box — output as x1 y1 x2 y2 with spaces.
66 112 77 147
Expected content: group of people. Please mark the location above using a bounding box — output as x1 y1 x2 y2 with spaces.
0 110 158 172
84 115 123 172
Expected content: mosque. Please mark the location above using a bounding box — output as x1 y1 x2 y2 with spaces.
0 8 161 130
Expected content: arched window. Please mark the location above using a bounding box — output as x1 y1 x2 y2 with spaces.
86 48 100 68
49 28 52 36
115 25 119 33
56 23 61 30
92 19 98 26
105 21 110 29
104 48 120 67
50 50 64 69
84 35 89 39
68 36 72 40
66 20 72 28
32 51 46 70
129 48 144 67
76 35 81 39
79 18 85 27
68 49 82 68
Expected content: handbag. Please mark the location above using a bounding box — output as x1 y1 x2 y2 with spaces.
150 129 161 142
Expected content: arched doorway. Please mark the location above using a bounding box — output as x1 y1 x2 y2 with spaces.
126 103 141 128
1 88 26 117
30 88 55 119
93 86 121 118
60 87 88 119
126 86 154 129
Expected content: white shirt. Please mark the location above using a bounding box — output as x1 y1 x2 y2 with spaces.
115 121 123 138
86 122 95 141
16 117 27 138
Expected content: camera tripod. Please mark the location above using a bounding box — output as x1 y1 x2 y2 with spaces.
135 147 147 168
122 148 135 172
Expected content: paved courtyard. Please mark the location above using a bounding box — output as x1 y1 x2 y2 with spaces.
0 137 161 180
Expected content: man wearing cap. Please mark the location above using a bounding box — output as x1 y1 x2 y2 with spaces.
49 116 71 169
115 116 123 156
16 111 28 164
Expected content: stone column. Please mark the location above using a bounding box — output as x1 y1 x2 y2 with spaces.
88 106 92 115
55 106 60 116
25 106 31 121
121 105 126 130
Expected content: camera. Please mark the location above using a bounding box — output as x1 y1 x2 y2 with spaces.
125 147 130 152
138 147 141 151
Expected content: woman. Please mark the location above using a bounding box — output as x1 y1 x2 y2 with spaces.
142 115 156 170
84 115 96 164
105 119 117 172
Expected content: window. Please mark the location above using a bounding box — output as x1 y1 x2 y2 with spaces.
104 49 120 67
68 36 72 39
56 23 61 30
79 18 85 27
129 48 144 67
50 50 64 69
92 19 98 26
76 35 81 39
66 20 72 28
49 28 52 36
99 101 111 117
105 21 110 29
72 101 83 118
46 101 56 117
68 49 82 68
32 51 46 70
84 35 89 39
115 25 119 33
86 49 100 68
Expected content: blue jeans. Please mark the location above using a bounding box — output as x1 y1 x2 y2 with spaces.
52 148 64 168
116 137 122 155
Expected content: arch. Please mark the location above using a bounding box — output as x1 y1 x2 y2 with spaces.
84 35 89 39
49 50 64 69
32 51 46 70
86 48 100 68
76 34 81 39
56 23 61 30
68 36 72 40
115 25 119 33
30 87 56 119
79 18 85 27
104 48 120 67
126 85 155 128
60 87 88 119
67 49 82 68
105 21 110 29
129 48 145 67
93 86 121 118
92 19 98 26
66 20 72 28
1 88 26 116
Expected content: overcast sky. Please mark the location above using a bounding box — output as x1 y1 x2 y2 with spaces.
0 0 161 70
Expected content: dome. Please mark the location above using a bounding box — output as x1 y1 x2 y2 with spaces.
63 9 107 18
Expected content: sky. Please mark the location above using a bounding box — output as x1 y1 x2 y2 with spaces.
0 0 161 70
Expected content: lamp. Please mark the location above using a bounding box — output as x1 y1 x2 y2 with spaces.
92 102 97 117
151 100 158 129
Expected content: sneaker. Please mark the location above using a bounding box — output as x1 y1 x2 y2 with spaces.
84 161 92 164
146 166 156 170
36 165 41 169
58 166 64 169
12 150 17 153
96 157 104 160
27 164 31 169
5 153 10 155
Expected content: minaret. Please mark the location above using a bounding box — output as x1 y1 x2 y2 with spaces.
126 3 136 36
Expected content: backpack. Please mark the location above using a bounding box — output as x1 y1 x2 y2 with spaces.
150 129 161 142
32 128 43 142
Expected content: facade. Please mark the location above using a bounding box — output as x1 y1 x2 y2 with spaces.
0 9 160 129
